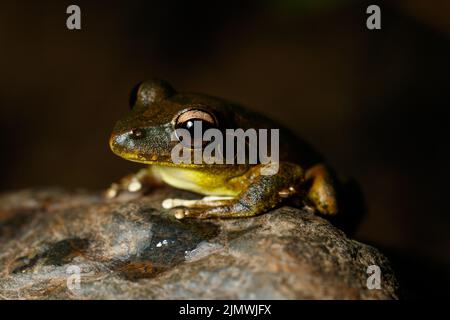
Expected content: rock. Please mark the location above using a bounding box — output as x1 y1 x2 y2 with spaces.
0 188 399 299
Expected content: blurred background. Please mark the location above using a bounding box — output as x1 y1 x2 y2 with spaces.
1 0 449 298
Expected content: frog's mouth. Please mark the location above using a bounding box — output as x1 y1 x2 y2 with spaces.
109 122 245 169
109 132 202 167
109 121 175 162
109 133 236 169
110 133 167 163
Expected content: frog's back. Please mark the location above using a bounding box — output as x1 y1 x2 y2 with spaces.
171 92 323 169
220 100 324 168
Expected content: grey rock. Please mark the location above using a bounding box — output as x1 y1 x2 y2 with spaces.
0 188 399 299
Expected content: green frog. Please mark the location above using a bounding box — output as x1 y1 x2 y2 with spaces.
108 79 340 219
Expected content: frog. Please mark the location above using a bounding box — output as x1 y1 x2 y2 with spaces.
107 79 340 220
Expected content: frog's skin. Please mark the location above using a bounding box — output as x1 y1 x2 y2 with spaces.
108 79 339 219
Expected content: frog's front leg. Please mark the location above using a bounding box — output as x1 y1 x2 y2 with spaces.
105 167 163 198
171 163 304 219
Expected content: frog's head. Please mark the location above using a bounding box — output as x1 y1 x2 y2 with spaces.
109 79 235 167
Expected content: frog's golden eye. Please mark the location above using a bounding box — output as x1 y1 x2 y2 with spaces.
176 109 216 126
174 109 218 148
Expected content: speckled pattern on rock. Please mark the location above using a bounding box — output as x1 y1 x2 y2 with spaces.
0 188 399 299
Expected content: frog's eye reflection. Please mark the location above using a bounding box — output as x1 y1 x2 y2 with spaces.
175 110 218 148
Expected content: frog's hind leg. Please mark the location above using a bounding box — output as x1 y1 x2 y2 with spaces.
172 162 304 219
305 164 338 215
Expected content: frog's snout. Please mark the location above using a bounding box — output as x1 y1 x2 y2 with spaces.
109 132 125 156
109 126 173 164
110 130 138 153
109 133 116 151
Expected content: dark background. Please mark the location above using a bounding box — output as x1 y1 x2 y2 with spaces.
1 0 449 298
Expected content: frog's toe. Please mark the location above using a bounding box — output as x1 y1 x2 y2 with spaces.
169 207 210 219
172 207 189 219
126 177 143 192
162 198 188 209
162 196 234 209
104 180 147 201
105 183 119 199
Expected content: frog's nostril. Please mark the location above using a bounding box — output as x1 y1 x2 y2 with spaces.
131 129 145 139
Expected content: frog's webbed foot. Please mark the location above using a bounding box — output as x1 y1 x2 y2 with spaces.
105 168 161 199
170 163 304 219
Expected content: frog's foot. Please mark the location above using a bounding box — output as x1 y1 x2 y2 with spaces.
162 196 234 209
171 163 304 219
305 164 338 215
105 169 161 199
170 204 253 220
170 207 211 220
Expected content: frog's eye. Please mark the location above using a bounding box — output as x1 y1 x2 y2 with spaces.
175 109 218 148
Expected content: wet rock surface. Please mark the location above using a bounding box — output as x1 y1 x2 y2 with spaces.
0 188 399 299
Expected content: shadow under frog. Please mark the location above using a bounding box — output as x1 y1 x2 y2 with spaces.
105 208 220 280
